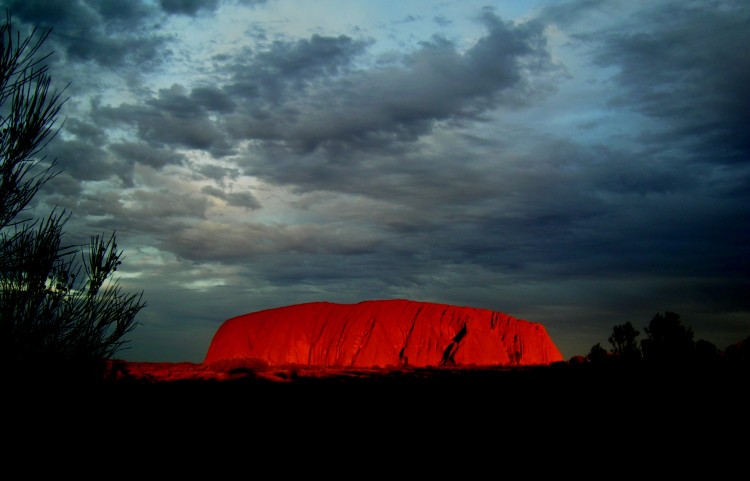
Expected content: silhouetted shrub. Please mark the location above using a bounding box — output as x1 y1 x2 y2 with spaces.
724 336 750 367
641 312 695 366
694 339 720 366
608 321 642 363
0 12 144 382
587 342 609 365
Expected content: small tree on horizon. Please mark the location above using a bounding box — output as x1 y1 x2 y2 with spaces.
608 321 641 363
587 342 609 364
641 311 695 366
0 12 145 380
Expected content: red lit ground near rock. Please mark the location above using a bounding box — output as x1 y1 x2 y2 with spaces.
204 299 563 368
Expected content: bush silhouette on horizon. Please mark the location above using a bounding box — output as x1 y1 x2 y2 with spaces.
608 321 642 364
587 311 748 370
0 11 145 382
641 311 695 366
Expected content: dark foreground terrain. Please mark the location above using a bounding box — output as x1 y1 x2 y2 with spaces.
12 361 749 412
5 362 748 469
5 365 744 476
7 362 748 446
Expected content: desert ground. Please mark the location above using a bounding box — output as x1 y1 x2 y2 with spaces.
6 359 748 453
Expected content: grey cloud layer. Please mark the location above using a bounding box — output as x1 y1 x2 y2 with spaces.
90 10 552 161
160 0 266 16
94 85 234 157
51 1 749 289
3 0 747 360
580 0 750 164
6 0 168 69
201 185 261 210
226 12 554 154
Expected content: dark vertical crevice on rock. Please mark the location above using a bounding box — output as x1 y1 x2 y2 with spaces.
333 321 348 366
453 323 467 343
442 323 468 365
350 316 377 366
500 332 521 365
436 306 452 365
308 313 332 365
399 305 422 365
512 334 522 366
440 342 456 366
438 306 450 324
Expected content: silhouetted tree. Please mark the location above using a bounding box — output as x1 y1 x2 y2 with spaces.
587 342 609 365
0 12 145 381
608 321 641 362
641 312 695 366
724 335 750 367
0 13 58 227
694 339 720 366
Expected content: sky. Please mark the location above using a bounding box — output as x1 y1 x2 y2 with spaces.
3 0 748 362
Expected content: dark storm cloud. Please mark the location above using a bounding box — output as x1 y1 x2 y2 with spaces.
201 185 261 210
537 0 609 27
189 135 609 270
506 1 750 333
159 0 220 16
61 10 555 180
196 163 241 182
163 221 385 264
478 138 749 281
73 189 125 219
109 142 187 169
3 0 170 70
63 118 108 145
576 0 750 164
73 188 211 241
244 251 428 294
94 84 233 157
189 86 237 113
94 0 156 23
224 124 746 314
35 172 82 198
129 189 210 220
224 10 554 158
146 84 212 117
159 0 266 16
224 34 370 103
86 33 370 159
52 112 187 191
53 139 126 182
255 34 368 78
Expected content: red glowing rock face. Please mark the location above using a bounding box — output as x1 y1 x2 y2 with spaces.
205 300 563 368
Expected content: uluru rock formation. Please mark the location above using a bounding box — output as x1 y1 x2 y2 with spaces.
205 300 563 368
